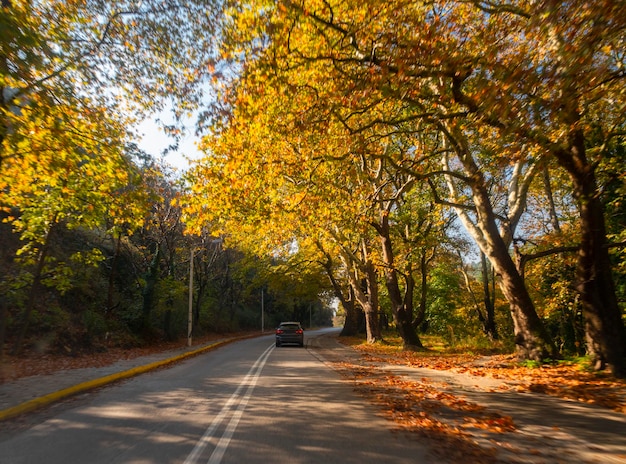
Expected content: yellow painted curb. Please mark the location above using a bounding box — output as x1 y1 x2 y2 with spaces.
0 337 245 422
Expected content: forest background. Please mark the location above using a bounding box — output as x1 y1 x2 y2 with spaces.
1 1 625 378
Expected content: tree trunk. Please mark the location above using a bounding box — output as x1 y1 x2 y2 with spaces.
347 261 380 343
106 233 122 314
12 222 56 354
481 252 499 340
458 251 498 340
413 251 428 330
375 214 423 350
141 243 161 331
442 149 557 361
339 287 360 337
491 244 556 360
320 250 360 336
362 260 381 343
555 134 626 376
338 239 382 343
542 166 562 234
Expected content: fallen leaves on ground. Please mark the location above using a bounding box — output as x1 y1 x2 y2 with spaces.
328 336 626 463
332 360 505 463
339 336 626 414
0 332 253 384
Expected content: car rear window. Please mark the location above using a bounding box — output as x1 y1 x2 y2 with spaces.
280 323 300 330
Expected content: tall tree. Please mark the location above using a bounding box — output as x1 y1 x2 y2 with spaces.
443 1 626 374
207 0 557 359
1 0 219 350
191 0 625 371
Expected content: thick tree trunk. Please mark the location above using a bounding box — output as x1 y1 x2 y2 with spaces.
361 260 381 343
339 290 360 337
318 243 360 336
443 149 557 361
556 134 626 376
331 274 360 337
341 241 382 343
490 243 556 360
347 260 381 343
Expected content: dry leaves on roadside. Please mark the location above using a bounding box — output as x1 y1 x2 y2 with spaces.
343 338 626 414
0 333 247 383
332 359 509 463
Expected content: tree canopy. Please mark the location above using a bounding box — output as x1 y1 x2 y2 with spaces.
185 0 626 374
1 0 624 376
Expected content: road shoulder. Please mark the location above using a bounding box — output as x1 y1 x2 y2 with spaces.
308 331 626 464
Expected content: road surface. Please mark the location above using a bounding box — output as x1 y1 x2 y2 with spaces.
0 328 433 464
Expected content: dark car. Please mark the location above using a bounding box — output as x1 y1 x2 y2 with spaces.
275 322 304 347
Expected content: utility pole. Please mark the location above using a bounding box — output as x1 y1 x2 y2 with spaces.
188 248 194 347
261 288 264 333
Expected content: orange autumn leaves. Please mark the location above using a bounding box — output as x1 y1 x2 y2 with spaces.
342 336 626 413
327 336 625 462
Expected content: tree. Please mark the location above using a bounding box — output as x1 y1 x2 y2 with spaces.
316 240 361 336
190 0 625 371
205 0 557 359
1 0 219 350
443 1 626 374
0 105 148 352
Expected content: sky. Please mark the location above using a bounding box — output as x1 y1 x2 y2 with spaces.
137 118 203 172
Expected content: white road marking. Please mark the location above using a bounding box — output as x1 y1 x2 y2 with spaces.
184 344 274 464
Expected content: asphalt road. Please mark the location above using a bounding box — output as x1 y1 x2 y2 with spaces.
0 328 433 464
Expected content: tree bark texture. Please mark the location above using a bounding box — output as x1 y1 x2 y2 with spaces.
346 256 381 343
481 252 499 340
375 213 423 349
443 149 557 361
555 133 626 376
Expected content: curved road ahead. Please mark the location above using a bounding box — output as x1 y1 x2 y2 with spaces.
0 328 432 464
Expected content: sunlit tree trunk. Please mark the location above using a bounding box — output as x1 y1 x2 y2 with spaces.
318 244 360 336
542 166 562 234
442 148 557 361
359 259 381 343
335 235 381 342
342 247 381 343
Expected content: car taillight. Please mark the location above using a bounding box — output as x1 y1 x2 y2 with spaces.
296 329 303 334
276 329 284 334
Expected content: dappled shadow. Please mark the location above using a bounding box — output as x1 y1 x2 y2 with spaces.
0 334 434 464
322 338 626 464
201 345 433 464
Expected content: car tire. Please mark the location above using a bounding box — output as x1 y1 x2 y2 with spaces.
276 341 281 347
